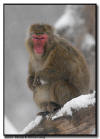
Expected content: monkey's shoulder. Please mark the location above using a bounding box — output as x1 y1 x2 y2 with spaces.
55 36 86 61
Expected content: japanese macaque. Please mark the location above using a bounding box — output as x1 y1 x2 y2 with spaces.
26 24 90 115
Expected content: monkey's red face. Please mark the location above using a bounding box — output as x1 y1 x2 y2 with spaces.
32 34 48 54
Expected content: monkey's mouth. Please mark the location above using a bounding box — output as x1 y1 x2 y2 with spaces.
33 39 44 54
34 45 44 54
32 34 48 54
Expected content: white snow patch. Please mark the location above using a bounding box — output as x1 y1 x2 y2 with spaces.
81 33 95 51
20 115 42 134
52 90 95 120
5 116 18 134
40 79 48 85
91 128 95 134
54 5 84 30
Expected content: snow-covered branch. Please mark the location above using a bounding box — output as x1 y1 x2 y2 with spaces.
20 115 43 134
19 90 95 135
5 116 18 134
52 90 95 120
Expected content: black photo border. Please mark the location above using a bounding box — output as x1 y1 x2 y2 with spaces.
3 3 98 138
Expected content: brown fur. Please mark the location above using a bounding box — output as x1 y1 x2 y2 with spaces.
26 24 90 112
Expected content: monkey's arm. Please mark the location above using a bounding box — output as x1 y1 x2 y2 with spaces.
34 49 67 84
27 75 35 90
34 68 65 84
27 62 35 91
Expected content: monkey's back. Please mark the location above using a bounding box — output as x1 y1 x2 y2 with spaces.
46 39 90 94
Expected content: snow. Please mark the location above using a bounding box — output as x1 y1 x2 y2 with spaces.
55 7 75 29
5 116 18 134
40 79 48 85
11 91 95 134
54 5 84 31
92 128 95 134
52 90 95 120
20 115 42 134
6 91 95 134
81 33 95 51
5 91 95 135
54 5 95 53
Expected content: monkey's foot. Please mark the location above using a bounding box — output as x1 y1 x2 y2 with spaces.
37 102 61 117
47 101 61 113
37 111 50 117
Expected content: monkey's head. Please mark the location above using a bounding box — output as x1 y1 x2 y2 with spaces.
27 24 55 56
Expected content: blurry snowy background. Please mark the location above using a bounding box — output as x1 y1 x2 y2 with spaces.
4 4 96 133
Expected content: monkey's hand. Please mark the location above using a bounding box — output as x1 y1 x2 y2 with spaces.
34 69 62 84
33 73 41 88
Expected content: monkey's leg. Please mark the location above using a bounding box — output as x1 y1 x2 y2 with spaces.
46 101 61 113
33 84 61 115
33 85 50 111
37 102 61 116
33 81 79 114
49 80 80 107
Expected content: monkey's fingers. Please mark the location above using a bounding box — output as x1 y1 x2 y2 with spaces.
36 77 41 85
33 76 41 87
47 102 61 113
37 111 50 117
